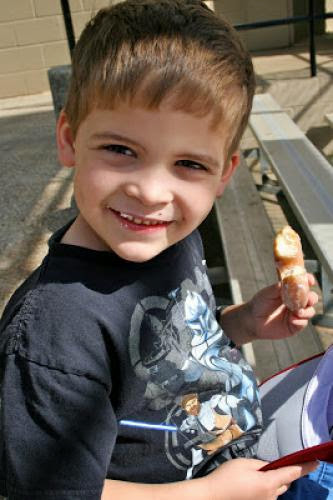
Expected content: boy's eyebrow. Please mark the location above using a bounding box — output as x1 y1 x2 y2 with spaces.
90 132 144 150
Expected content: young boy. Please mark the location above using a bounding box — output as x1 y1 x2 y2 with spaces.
0 1 318 499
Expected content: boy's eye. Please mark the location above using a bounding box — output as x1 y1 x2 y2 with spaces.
176 159 207 171
103 144 135 157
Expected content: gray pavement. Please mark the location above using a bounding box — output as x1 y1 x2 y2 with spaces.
0 104 76 311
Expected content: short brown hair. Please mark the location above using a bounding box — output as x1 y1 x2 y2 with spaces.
64 0 255 159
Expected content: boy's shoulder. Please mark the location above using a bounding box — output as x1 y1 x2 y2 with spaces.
1 246 95 325
0 252 113 382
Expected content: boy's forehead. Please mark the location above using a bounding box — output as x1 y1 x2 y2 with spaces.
76 77 242 138
79 103 228 150
81 96 226 135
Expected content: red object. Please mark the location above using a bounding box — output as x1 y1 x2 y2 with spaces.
260 441 333 471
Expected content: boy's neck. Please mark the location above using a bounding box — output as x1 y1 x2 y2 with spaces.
61 215 110 252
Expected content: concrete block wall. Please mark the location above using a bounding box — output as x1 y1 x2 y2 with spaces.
0 0 295 99
214 0 294 51
327 0 333 31
0 0 114 98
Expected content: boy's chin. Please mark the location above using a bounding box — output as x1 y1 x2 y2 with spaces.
114 242 171 263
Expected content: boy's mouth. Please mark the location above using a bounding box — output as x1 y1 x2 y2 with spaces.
109 209 172 229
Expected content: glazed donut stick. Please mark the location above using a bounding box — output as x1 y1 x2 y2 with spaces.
273 226 309 312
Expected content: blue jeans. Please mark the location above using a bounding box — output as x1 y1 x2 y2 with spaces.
279 461 333 499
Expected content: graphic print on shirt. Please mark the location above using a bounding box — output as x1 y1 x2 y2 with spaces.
128 266 262 478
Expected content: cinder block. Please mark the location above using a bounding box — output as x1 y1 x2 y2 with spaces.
25 69 49 95
34 0 83 17
33 0 62 16
0 46 43 74
0 24 17 49
223 10 247 25
0 46 44 75
19 45 44 71
0 0 34 22
213 0 244 16
43 41 71 67
0 73 27 98
246 0 290 21
244 25 292 51
69 0 84 12
0 48 22 74
82 0 117 10
73 11 92 38
15 17 65 46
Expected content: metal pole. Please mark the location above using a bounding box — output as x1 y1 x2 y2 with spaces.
60 0 75 58
234 12 333 31
309 0 316 77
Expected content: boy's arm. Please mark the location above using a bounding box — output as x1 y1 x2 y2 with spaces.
218 302 255 347
101 458 318 500
102 476 206 500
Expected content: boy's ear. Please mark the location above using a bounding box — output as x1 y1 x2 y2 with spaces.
216 151 240 197
56 110 76 167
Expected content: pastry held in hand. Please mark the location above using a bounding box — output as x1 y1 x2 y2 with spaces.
274 226 309 312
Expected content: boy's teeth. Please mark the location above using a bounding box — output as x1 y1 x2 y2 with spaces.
119 212 162 226
120 212 134 221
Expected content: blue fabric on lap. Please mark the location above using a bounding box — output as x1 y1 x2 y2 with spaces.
279 461 333 499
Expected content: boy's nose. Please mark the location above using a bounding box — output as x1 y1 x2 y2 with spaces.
124 173 174 206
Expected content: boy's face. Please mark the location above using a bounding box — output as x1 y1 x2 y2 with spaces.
57 102 239 262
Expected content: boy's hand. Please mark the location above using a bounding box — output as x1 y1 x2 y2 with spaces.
248 273 318 341
219 274 318 346
203 457 318 500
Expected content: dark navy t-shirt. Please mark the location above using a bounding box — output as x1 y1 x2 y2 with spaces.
0 222 262 499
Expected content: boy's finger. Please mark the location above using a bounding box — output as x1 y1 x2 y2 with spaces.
307 273 316 286
271 461 318 485
292 306 316 320
304 290 319 308
288 291 318 321
289 319 308 332
299 460 319 475
276 484 290 496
